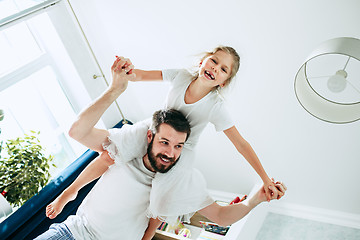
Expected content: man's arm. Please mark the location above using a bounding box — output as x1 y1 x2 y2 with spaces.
198 183 286 227
46 57 134 219
68 57 135 152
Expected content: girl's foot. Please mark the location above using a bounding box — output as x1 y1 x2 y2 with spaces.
46 190 77 219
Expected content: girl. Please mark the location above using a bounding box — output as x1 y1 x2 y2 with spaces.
129 45 280 225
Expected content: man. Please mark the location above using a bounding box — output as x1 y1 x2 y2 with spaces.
35 57 286 240
36 108 195 239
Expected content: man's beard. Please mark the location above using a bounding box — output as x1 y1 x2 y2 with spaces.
147 137 180 173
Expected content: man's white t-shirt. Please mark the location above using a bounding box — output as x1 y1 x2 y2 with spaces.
65 122 155 240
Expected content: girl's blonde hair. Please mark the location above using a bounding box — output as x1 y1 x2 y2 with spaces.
194 46 240 89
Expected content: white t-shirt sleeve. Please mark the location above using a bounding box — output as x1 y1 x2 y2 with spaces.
103 119 151 164
162 69 183 84
209 101 234 132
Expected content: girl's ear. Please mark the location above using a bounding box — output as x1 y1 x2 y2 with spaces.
220 79 230 88
147 130 153 143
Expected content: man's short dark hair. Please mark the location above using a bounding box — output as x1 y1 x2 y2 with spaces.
151 109 191 141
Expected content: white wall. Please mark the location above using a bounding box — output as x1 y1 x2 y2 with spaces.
69 0 360 216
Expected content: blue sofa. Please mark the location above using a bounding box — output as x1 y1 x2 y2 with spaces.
0 120 131 240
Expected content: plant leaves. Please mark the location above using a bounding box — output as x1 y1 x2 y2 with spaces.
0 131 56 207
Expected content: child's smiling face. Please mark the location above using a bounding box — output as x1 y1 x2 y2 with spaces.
199 50 234 88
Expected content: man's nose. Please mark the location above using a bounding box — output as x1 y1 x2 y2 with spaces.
164 147 175 158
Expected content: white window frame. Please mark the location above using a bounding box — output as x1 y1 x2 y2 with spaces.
0 0 124 129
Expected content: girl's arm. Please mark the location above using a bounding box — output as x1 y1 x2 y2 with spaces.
223 126 278 201
141 218 162 240
132 69 163 82
198 182 286 226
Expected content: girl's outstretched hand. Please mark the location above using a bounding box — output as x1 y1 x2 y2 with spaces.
110 56 136 93
272 180 287 200
254 179 287 205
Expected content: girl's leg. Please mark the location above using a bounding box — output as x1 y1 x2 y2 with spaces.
46 151 114 219
46 189 78 219
141 218 162 240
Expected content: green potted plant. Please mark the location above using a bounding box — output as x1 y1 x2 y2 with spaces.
0 108 12 218
0 130 55 208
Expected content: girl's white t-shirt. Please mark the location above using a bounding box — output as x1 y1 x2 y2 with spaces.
163 69 234 148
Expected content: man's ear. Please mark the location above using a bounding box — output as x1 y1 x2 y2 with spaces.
147 130 153 143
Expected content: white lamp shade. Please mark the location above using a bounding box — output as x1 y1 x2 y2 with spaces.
294 37 360 124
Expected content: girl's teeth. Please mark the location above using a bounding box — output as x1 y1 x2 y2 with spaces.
205 71 214 80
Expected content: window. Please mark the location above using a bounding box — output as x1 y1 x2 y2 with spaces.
0 0 48 20
0 66 84 177
0 5 94 178
0 21 43 77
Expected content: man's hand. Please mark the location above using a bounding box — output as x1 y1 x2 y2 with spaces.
110 56 136 93
252 180 287 206
197 181 287 227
